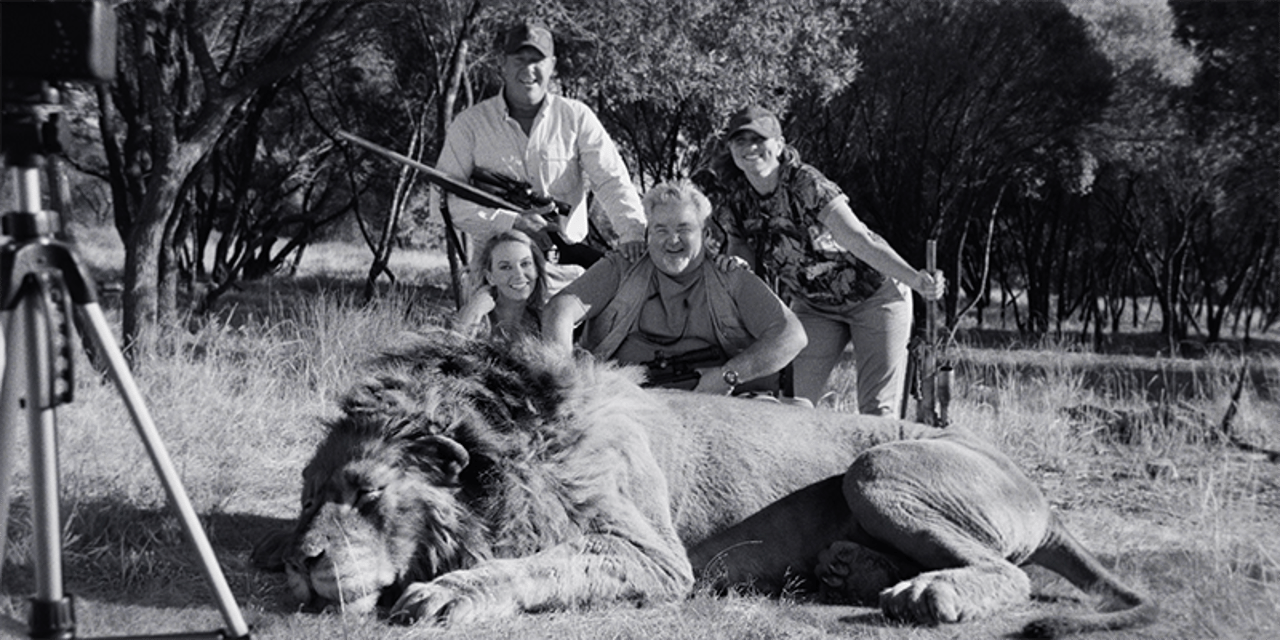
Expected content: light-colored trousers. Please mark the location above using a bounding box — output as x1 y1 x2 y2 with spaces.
790 279 913 415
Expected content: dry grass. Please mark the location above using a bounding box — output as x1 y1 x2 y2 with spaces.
2 239 1278 639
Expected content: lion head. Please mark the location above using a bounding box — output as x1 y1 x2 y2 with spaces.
282 335 595 613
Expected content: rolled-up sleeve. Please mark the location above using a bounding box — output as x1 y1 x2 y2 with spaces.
574 107 646 244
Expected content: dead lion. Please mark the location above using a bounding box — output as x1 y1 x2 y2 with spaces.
255 334 1155 637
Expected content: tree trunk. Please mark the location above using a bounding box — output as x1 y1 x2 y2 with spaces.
122 207 164 354
108 0 354 356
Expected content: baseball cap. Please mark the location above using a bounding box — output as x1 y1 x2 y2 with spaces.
502 22 554 58
725 105 782 139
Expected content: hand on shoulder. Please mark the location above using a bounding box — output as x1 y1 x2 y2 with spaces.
713 254 751 273
616 240 647 263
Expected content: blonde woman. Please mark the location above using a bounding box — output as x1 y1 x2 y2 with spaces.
452 230 548 341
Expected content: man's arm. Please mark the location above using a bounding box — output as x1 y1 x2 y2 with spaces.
694 274 806 394
540 255 624 355
574 107 647 246
541 293 589 356
434 109 531 239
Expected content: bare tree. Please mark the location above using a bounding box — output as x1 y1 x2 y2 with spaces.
97 0 354 355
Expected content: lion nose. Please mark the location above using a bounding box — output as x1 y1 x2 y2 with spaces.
302 548 326 570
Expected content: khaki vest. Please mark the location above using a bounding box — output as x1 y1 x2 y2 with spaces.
583 254 752 360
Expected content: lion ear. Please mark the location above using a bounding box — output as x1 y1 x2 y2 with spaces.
412 435 470 486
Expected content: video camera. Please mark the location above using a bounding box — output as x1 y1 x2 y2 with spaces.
1 0 116 84
2 0 115 165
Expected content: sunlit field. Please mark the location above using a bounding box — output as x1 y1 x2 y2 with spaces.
2 233 1278 640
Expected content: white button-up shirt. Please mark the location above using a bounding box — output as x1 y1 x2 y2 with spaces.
433 94 646 257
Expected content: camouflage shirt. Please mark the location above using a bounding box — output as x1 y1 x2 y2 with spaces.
707 147 885 311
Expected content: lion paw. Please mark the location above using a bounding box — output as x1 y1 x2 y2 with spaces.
879 565 1028 626
879 572 965 625
249 529 293 572
816 541 902 604
390 580 516 626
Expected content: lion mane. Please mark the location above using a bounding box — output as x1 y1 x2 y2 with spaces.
264 333 1155 637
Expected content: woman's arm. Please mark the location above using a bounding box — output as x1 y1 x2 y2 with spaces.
819 198 945 300
451 286 496 337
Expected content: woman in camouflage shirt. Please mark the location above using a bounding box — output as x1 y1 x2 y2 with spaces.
703 105 945 414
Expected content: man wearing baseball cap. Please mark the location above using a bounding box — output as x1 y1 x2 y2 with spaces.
434 21 647 295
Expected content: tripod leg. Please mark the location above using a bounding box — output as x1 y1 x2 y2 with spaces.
76 303 250 638
24 292 67 606
2 299 73 601
0 310 18 590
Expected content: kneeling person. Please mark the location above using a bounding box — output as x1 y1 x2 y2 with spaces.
543 180 805 395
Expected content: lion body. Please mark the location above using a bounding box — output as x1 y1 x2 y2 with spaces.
273 335 1154 636
642 389 938 546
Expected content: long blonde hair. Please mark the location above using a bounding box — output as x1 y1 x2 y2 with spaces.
474 230 549 311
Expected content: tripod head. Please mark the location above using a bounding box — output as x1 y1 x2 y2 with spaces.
2 79 70 236
2 0 116 244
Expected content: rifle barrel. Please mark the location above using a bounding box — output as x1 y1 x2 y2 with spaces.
920 240 939 425
336 130 528 213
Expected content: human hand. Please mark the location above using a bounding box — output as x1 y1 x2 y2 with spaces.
472 284 498 312
456 285 496 327
617 240 647 262
512 210 550 234
914 270 946 301
693 365 734 396
713 254 751 273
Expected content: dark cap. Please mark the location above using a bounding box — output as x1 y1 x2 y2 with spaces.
502 22 554 58
725 105 782 140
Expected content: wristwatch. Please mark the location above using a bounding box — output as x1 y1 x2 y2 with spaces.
721 368 740 389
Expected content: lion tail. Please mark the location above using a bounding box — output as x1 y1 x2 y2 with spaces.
1020 513 1158 638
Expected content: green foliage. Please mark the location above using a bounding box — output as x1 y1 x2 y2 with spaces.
782 0 1112 337
816 0 1112 233
1065 0 1198 86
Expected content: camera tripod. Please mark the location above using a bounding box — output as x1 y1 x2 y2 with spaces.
0 89 250 639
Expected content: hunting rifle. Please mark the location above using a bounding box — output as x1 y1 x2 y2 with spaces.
336 130 601 270
336 130 499 308
915 239 953 427
337 130 531 214
469 167 569 222
467 167 604 267
640 345 727 390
